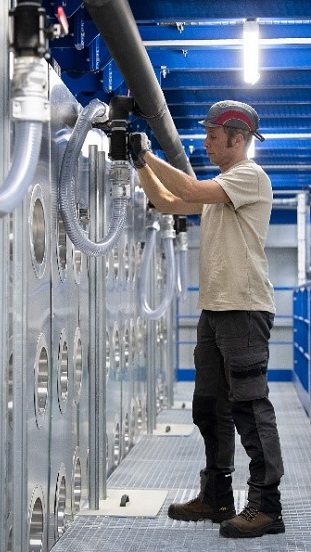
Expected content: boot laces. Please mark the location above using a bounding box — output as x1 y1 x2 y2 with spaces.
187 496 202 505
239 506 259 522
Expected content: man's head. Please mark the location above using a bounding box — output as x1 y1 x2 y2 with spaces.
199 100 265 143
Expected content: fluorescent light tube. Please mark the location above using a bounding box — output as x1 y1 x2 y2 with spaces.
243 19 260 85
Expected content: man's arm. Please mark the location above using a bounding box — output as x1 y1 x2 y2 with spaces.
129 131 229 209
143 151 230 205
137 164 203 215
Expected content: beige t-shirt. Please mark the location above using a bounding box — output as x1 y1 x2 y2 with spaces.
197 159 275 313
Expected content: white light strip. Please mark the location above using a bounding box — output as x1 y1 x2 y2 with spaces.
143 38 311 48
243 19 260 85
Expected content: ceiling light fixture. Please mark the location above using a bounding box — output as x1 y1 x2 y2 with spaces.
243 19 260 85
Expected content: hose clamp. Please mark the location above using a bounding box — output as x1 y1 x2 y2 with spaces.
160 214 176 239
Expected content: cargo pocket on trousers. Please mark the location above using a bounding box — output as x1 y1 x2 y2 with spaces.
228 350 269 401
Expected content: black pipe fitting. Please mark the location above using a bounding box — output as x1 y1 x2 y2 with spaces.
174 215 187 234
109 128 129 161
10 1 49 57
109 96 135 122
108 96 135 161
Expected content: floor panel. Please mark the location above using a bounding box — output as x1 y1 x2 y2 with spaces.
51 383 311 552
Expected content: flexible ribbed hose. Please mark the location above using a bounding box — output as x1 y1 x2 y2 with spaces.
139 228 176 320
0 121 43 217
59 98 128 257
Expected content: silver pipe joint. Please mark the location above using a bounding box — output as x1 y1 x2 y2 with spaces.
160 214 176 239
110 160 131 198
176 231 188 251
11 56 50 122
145 207 160 231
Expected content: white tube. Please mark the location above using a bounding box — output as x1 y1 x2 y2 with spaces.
139 228 176 320
176 249 188 301
0 121 43 216
297 192 308 285
59 98 129 257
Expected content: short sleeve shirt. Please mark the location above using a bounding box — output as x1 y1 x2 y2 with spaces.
197 159 275 313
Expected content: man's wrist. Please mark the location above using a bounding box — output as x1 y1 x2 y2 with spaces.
138 149 150 164
141 149 151 161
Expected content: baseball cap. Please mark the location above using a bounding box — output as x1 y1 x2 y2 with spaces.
199 100 265 142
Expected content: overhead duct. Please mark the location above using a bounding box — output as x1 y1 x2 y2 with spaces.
84 0 195 177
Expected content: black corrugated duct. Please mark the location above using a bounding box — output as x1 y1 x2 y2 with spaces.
84 0 195 177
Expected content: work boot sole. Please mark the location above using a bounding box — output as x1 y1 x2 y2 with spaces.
168 505 236 523
220 518 285 538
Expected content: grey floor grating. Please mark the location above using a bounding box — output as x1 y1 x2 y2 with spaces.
51 383 311 552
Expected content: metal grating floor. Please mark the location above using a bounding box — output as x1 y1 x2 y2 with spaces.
51 383 311 552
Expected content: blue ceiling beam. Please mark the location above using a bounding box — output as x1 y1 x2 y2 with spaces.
147 48 311 71
128 0 311 21
175 119 311 131
138 22 311 41
189 150 311 163
164 89 311 105
169 104 311 119
160 70 311 89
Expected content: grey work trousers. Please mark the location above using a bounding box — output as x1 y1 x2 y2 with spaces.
193 310 284 513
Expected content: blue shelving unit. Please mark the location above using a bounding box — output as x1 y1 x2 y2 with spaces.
176 286 295 383
293 285 311 415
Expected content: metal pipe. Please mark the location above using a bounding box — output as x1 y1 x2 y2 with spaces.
273 198 297 206
84 0 195 177
297 192 308 285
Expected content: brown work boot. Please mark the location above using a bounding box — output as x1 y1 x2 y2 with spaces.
219 505 285 538
168 496 236 523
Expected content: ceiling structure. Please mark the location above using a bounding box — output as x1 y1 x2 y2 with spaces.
43 0 311 190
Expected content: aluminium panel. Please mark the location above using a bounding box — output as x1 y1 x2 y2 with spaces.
48 66 81 550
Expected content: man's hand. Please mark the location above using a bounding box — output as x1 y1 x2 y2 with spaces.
129 132 152 169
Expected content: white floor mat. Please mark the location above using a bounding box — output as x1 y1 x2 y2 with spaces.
153 423 193 436
172 400 192 410
78 489 168 518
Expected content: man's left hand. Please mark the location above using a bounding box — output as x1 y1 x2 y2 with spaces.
129 132 151 169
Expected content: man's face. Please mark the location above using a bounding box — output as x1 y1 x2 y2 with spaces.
203 125 236 167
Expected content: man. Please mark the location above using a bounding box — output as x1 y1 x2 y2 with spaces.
129 100 285 539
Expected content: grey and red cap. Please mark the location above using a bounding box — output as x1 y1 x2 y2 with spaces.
199 100 265 142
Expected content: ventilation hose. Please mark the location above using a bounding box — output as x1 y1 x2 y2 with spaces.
0 121 43 217
59 98 130 257
139 212 176 320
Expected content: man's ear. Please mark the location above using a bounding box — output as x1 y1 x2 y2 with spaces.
235 133 244 145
